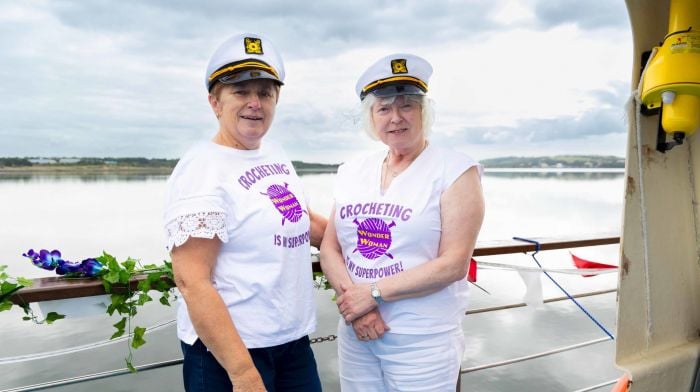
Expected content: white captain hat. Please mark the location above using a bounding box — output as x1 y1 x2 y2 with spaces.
205 33 285 91
355 53 433 100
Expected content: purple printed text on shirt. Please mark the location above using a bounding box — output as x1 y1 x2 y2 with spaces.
238 163 290 190
345 256 404 279
273 231 310 248
339 202 412 222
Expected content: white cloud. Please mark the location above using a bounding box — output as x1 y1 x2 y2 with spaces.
0 0 633 162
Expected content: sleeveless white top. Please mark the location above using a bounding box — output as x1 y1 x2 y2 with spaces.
164 141 316 348
333 142 481 334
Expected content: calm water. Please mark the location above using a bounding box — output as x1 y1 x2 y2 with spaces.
0 170 624 391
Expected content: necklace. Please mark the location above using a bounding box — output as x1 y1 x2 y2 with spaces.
384 158 400 178
381 140 428 192
384 140 428 177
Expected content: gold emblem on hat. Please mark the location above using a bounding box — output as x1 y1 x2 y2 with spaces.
391 59 408 74
244 37 263 54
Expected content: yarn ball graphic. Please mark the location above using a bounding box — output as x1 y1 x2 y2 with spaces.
353 217 395 259
261 183 305 225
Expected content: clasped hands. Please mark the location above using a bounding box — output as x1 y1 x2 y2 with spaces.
336 283 389 341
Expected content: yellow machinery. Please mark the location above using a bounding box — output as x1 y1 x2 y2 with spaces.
640 0 700 151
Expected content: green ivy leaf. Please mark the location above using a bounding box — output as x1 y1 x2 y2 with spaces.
163 261 173 275
117 303 132 316
1 281 18 295
155 280 172 292
99 252 119 271
45 312 65 324
111 317 126 339
0 300 13 312
16 277 33 287
122 258 137 272
136 280 150 293
147 271 162 284
131 326 147 349
0 283 23 303
136 293 152 306
103 270 121 284
114 316 126 330
118 270 131 285
159 295 171 306
107 294 127 315
111 293 128 305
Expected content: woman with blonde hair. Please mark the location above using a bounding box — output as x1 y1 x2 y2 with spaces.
321 53 485 391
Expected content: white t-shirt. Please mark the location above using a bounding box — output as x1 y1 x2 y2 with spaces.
164 140 316 348
333 142 481 334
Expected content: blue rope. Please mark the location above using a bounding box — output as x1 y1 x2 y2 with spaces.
512 236 615 340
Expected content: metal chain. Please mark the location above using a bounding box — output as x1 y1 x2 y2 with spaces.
309 334 337 344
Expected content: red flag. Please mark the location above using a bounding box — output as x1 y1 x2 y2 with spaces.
467 258 477 282
570 252 617 277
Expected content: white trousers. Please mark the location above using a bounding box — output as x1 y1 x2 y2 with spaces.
337 318 465 392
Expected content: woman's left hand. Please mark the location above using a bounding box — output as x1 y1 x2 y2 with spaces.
352 308 389 341
337 282 376 323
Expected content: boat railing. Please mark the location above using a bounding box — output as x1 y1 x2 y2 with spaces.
3 234 621 392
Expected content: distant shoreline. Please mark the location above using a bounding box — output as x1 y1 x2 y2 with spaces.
484 167 625 172
0 166 340 175
0 166 174 175
0 158 341 175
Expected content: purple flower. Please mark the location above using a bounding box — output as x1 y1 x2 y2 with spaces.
80 258 104 277
23 248 106 278
22 249 61 270
56 259 82 275
21 249 39 262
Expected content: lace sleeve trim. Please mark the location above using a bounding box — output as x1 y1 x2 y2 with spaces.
165 211 228 251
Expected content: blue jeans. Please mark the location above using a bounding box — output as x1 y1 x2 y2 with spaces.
181 336 322 392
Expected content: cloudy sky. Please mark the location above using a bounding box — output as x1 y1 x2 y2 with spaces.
0 0 632 163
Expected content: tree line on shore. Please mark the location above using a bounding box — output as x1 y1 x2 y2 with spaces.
0 157 340 172
479 155 625 168
0 157 178 168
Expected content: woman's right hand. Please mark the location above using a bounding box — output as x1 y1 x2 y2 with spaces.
352 308 390 341
230 367 266 391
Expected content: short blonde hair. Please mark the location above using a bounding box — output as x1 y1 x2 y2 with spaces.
359 94 435 140
209 80 281 100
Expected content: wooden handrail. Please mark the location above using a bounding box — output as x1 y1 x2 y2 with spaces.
472 235 619 256
8 275 176 306
10 235 620 305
